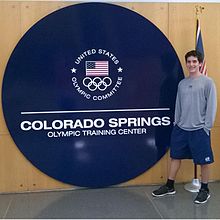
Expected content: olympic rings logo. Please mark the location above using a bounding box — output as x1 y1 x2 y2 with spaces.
83 77 112 91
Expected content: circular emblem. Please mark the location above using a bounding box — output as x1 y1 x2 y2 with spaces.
2 3 184 187
71 48 123 101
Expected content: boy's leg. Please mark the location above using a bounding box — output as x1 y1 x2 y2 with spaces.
201 164 209 184
190 129 213 204
151 158 181 197
168 158 181 180
152 126 187 197
194 164 211 204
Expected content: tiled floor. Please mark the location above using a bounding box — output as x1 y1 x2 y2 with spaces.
0 182 220 219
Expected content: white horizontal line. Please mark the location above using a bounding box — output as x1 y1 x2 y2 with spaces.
21 108 170 115
7 0 219 2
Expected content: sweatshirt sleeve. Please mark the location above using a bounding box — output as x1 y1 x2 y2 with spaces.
174 86 181 126
204 79 217 131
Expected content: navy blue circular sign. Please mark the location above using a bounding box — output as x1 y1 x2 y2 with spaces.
2 3 184 187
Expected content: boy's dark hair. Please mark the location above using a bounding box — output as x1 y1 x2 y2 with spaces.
185 50 204 63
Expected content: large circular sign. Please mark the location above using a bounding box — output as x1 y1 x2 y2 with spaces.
2 3 184 187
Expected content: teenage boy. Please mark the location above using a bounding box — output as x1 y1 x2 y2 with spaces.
152 50 217 204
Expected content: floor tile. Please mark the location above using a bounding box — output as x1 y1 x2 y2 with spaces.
5 191 67 219
35 187 161 219
0 194 13 218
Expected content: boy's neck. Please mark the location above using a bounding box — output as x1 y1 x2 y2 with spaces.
189 71 202 78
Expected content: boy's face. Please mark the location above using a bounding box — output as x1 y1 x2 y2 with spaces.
186 56 201 74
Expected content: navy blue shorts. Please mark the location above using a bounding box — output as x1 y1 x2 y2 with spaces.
170 126 214 165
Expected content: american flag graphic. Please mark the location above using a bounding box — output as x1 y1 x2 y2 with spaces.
86 61 109 76
196 19 207 75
